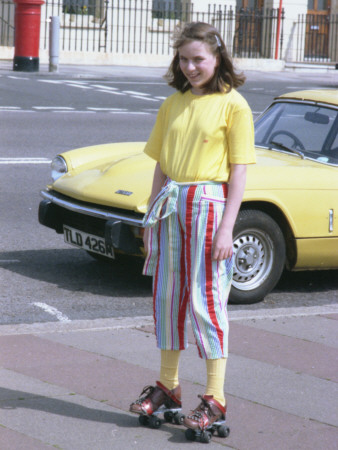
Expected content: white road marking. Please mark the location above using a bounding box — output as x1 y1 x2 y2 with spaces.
8 76 29 80
122 90 150 96
52 110 95 114
38 79 63 84
87 107 127 111
109 111 150 115
66 83 93 89
131 95 159 102
0 157 51 164
0 106 21 110
91 84 118 91
97 89 126 96
32 302 71 323
155 96 167 100
59 80 88 84
33 106 75 110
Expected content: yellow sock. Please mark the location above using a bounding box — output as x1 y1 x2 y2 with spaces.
159 349 180 391
205 358 227 406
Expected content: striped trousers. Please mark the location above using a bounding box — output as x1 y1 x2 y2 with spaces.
143 180 233 360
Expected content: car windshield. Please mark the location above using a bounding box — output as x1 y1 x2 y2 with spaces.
254 100 338 166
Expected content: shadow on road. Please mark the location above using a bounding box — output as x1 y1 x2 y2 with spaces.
0 248 152 298
1 248 337 303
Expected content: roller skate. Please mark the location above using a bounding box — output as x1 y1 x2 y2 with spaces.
129 381 184 429
183 395 230 443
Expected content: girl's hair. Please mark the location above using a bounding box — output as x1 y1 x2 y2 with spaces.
165 22 245 94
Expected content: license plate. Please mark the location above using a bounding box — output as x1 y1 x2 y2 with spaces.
63 225 114 259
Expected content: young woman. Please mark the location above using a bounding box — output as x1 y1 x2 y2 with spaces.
130 21 256 432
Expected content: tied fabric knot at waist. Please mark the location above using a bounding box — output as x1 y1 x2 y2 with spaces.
142 178 223 228
142 179 180 228
142 177 227 276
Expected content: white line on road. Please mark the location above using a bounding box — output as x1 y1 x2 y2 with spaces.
52 110 95 114
87 107 127 111
130 95 159 102
122 90 150 96
33 106 75 110
8 76 29 80
90 84 118 91
109 111 150 115
37 79 63 84
0 106 21 110
66 84 93 89
32 302 71 323
97 89 126 96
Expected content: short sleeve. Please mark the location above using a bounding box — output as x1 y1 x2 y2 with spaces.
227 103 256 165
143 101 166 162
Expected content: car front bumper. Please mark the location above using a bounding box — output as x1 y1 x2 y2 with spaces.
39 190 144 255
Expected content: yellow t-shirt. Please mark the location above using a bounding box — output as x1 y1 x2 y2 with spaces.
144 89 256 182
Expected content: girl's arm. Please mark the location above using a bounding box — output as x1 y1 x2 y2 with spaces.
212 164 247 261
143 162 166 249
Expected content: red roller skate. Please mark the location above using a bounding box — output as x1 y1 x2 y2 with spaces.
183 395 230 443
130 381 184 429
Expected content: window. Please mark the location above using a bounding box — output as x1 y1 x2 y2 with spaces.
152 0 182 19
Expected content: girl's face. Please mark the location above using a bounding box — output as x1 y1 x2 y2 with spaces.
178 40 219 95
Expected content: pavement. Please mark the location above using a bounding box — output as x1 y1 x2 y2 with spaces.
0 306 337 450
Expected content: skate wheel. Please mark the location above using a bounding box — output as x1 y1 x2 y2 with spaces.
138 415 149 426
185 428 196 441
173 412 185 425
149 415 162 429
200 430 212 443
164 411 174 423
217 424 230 438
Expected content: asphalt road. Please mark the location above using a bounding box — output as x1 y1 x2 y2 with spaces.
0 64 337 325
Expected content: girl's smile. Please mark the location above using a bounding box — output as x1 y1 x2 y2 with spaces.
178 40 219 95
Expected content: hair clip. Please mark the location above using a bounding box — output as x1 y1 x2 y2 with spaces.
215 35 222 47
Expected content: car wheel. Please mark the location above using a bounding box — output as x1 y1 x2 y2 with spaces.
229 209 286 304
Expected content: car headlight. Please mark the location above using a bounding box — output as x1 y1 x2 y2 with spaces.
51 156 68 182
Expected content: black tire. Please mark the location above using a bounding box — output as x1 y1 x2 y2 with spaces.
138 415 149 426
185 428 196 441
174 412 185 425
164 411 174 423
149 415 161 429
229 209 286 304
200 430 212 443
217 424 230 438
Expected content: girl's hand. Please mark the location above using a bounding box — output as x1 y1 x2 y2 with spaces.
212 227 233 260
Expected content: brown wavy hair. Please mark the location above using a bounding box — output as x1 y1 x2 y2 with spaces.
165 22 245 94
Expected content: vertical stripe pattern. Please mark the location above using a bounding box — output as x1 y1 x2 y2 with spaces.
144 182 233 359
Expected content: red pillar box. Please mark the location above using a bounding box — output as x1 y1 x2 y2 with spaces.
13 0 45 72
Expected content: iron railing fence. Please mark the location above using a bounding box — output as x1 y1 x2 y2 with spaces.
38 0 283 59
0 0 14 46
295 13 338 62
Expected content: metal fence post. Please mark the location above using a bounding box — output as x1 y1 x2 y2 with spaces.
49 16 60 72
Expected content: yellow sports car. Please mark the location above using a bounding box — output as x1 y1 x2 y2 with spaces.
39 90 338 304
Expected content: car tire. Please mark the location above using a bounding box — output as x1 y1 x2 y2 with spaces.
229 209 286 304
